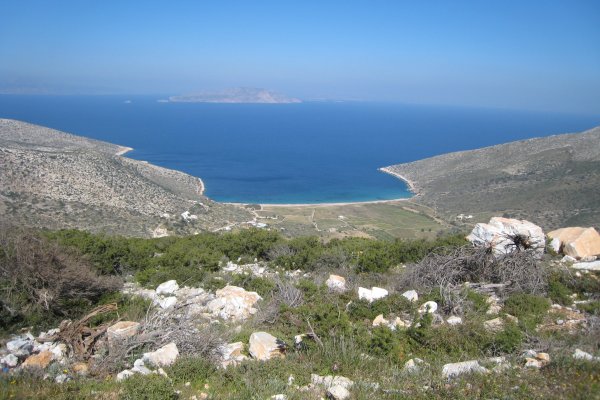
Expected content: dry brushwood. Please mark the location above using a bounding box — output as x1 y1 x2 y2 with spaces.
40 303 118 360
402 245 548 304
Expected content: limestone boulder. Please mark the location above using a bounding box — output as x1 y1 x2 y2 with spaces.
142 342 179 367
249 332 286 360
156 280 179 296
442 360 488 379
572 260 600 271
548 227 600 259
311 374 354 390
22 351 53 369
220 342 248 367
326 275 347 292
1 354 18 368
418 301 438 314
107 321 140 346
401 290 418 302
446 316 463 325
358 287 388 303
327 385 351 400
207 285 262 321
467 217 545 258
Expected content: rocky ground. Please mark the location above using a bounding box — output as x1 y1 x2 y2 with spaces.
1 218 599 399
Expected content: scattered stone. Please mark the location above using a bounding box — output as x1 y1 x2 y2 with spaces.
372 314 389 327
484 317 505 333
403 357 425 373
1 354 18 368
549 237 561 253
72 362 89 376
22 351 53 369
132 359 153 375
142 342 179 367
524 358 543 369
311 374 354 390
442 360 488 379
117 369 135 381
156 280 179 296
158 296 178 309
220 342 247 367
561 255 577 263
358 287 388 303
467 217 545 258
271 395 287 400
55 374 70 384
548 227 600 259
446 316 463 325
107 321 140 345
206 285 262 321
572 260 600 271
326 275 347 292
523 352 550 368
6 338 33 357
249 332 286 360
573 349 600 361
418 301 438 314
392 317 411 329
401 290 418 302
327 385 350 400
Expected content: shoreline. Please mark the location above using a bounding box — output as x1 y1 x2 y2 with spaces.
115 146 134 156
223 167 418 208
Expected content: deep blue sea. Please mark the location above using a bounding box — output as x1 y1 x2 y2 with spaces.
1 95 599 204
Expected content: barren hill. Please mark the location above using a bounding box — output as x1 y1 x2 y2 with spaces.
0 119 251 236
169 87 301 104
382 126 600 230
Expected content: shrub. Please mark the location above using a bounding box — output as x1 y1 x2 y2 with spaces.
121 374 176 400
0 225 121 333
503 293 550 331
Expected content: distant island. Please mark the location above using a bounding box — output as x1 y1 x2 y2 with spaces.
168 87 302 104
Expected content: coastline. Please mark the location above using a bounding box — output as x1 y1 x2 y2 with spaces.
115 146 134 156
223 167 419 208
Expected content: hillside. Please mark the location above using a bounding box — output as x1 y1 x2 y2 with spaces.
169 87 302 103
382 126 600 230
0 119 252 236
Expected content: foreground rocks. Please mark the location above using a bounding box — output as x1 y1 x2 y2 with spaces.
548 227 600 260
249 332 286 360
467 217 545 258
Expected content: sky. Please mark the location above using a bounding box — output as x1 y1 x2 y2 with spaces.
0 0 599 113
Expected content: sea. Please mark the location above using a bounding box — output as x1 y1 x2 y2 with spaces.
1 95 599 204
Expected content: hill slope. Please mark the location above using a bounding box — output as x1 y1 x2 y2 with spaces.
382 126 600 230
0 119 251 236
169 87 301 103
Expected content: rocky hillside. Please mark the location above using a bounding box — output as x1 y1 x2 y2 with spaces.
382 126 600 230
0 119 252 236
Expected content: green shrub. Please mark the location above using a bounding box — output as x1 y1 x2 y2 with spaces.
548 272 572 305
121 374 176 400
503 293 550 331
488 322 524 354
166 356 216 385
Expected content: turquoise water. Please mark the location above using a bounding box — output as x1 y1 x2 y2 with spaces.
1 95 599 204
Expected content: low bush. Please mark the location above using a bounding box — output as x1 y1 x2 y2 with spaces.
503 293 550 331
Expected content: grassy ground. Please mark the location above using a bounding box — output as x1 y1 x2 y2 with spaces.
258 200 449 240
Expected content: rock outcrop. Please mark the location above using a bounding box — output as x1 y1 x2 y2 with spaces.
467 217 545 258
548 227 600 259
249 332 286 360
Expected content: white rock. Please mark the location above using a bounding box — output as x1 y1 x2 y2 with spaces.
484 317 505 333
550 237 561 253
446 316 463 325
206 285 262 321
249 332 285 361
466 217 545 258
107 321 141 345
358 287 388 303
55 374 70 384
327 385 351 400
442 360 488 379
142 342 179 367
117 369 135 381
311 374 354 390
7 338 33 355
418 301 438 314
524 358 543 368
158 296 177 309
326 275 347 292
271 395 287 400
561 255 577 263
132 358 153 375
156 280 179 296
220 342 247 367
1 354 18 368
403 357 425 373
572 260 600 271
573 349 599 361
401 290 418 302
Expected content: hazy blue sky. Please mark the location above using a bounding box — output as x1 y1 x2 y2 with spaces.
1 1 599 113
